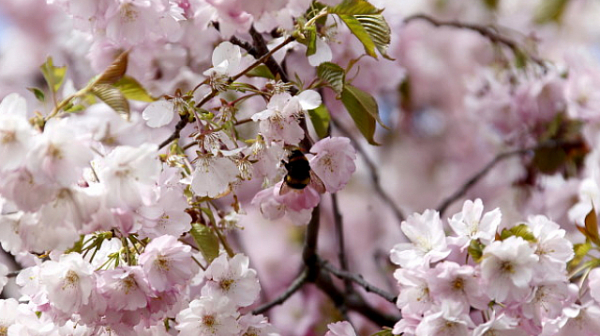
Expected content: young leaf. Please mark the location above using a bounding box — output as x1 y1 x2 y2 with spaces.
27 87 45 102
91 84 130 120
317 62 346 94
40 57 67 93
341 84 379 145
467 239 485 263
308 104 331 139
585 209 600 246
569 242 591 270
534 0 570 24
499 224 537 243
190 223 220 263
114 76 155 102
355 14 393 60
297 25 318 57
327 0 383 15
245 64 275 79
95 51 129 85
370 329 393 336
338 14 377 58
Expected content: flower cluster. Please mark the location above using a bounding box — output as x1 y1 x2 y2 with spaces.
390 199 579 336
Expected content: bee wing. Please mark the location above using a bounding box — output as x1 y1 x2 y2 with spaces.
279 181 293 195
309 170 326 194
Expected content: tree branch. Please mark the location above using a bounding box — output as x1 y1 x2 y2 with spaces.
331 193 352 293
320 258 397 304
436 139 580 216
252 268 309 314
331 119 405 224
404 14 547 70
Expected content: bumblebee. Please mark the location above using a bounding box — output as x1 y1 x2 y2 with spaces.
280 149 326 195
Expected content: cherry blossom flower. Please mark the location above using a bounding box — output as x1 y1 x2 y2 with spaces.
427 261 488 310
97 266 154 311
139 235 199 292
251 185 313 225
414 300 474 336
473 313 528 336
97 143 161 209
480 236 539 302
390 210 451 269
26 119 93 186
40 253 95 314
309 136 356 193
528 215 574 281
191 155 239 198
203 253 260 307
0 93 35 172
325 321 356 336
447 198 501 249
238 314 278 336
176 294 240 336
394 267 433 315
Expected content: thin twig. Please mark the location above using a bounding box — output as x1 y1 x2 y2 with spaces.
403 14 547 70
314 269 400 327
331 119 405 224
436 139 579 216
252 268 309 314
331 193 352 293
320 259 397 303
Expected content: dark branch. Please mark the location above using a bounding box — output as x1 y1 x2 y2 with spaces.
331 193 352 293
314 269 400 327
404 14 547 70
436 139 580 216
303 206 321 281
158 114 189 150
252 268 309 314
320 258 397 304
331 119 405 224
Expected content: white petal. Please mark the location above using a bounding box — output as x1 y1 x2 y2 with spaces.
142 100 175 128
0 93 27 117
308 38 332 67
298 90 322 110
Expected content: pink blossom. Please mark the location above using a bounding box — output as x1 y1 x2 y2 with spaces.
414 300 474 336
447 198 501 249
427 261 487 310
40 253 95 314
325 321 356 336
139 235 199 291
191 156 239 198
309 136 356 193
390 210 451 268
97 143 161 209
274 182 321 212
97 266 154 311
175 294 240 336
480 236 539 302
251 186 312 225
203 253 260 307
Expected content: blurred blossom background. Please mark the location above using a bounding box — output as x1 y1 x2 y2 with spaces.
1 0 600 334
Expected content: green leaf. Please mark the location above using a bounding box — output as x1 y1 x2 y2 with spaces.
297 25 318 57
585 209 600 246
40 57 67 93
370 329 393 336
354 14 393 60
533 146 567 174
500 223 537 243
569 242 591 269
245 64 275 79
91 84 130 120
308 104 331 139
468 239 485 263
341 84 380 145
534 0 570 24
317 62 346 94
114 76 155 102
338 14 378 58
27 87 45 102
190 223 220 264
327 0 382 15
95 51 129 85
